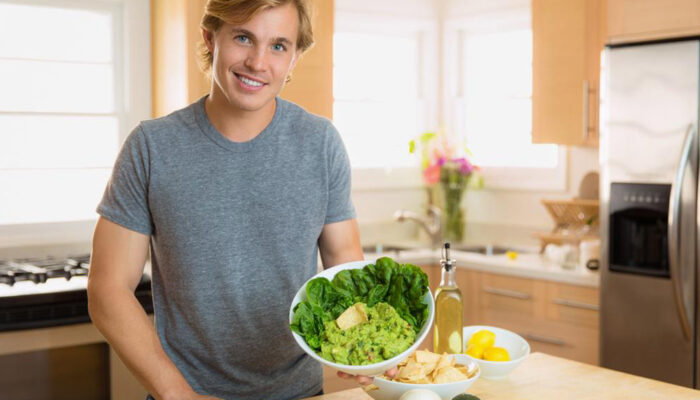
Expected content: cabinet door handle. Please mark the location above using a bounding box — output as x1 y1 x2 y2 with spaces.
582 80 590 142
521 333 566 346
483 286 531 300
552 298 599 311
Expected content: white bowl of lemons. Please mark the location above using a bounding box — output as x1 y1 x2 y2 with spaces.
462 325 530 379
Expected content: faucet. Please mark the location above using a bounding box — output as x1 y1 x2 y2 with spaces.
394 205 443 248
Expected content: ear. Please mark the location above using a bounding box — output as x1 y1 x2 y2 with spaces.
202 27 215 52
289 50 300 72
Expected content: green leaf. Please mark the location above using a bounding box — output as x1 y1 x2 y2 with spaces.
420 131 437 143
409 139 416 154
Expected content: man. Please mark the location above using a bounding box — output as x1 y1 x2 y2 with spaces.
88 1 374 399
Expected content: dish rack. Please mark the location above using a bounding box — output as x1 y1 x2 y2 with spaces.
533 198 600 252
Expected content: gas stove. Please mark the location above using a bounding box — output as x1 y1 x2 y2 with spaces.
0 255 90 287
0 254 152 332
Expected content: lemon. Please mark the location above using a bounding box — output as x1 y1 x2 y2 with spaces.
466 344 486 359
483 346 510 361
467 330 496 349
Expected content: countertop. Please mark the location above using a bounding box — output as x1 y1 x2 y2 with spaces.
363 246 599 287
306 352 700 400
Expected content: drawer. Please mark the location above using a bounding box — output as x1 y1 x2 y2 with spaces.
481 315 599 365
477 272 546 321
546 282 600 328
522 322 599 366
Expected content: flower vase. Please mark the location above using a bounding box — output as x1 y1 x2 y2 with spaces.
441 181 466 243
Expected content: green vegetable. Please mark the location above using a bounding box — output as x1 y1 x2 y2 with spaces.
451 395 480 400
290 257 429 352
320 302 416 365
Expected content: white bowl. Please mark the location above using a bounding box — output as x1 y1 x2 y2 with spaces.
289 260 435 376
367 354 480 400
462 325 530 379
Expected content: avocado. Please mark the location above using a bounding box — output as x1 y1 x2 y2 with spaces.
452 394 481 400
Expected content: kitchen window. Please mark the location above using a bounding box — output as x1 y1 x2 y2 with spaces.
333 0 438 189
446 0 566 190
0 0 150 245
336 0 565 191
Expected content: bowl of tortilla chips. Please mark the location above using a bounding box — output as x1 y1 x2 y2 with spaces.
366 350 480 400
289 259 435 376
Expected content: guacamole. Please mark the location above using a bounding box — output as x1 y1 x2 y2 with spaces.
319 302 416 365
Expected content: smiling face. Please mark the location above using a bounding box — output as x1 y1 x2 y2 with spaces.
202 2 300 114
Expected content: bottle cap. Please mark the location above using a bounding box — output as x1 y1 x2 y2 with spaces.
440 242 456 270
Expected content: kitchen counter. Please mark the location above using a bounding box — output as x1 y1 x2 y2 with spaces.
306 352 700 399
364 247 599 287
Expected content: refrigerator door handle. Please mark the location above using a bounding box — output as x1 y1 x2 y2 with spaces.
668 123 695 341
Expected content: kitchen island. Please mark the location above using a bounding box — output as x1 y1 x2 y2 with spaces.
308 352 700 399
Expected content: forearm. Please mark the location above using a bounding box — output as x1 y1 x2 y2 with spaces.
320 245 363 268
88 285 193 400
319 219 364 268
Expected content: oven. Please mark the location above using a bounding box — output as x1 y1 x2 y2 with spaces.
0 253 153 400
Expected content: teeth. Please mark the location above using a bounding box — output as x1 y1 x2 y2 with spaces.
239 75 263 87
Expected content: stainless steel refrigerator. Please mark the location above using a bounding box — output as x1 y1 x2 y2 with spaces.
600 38 699 388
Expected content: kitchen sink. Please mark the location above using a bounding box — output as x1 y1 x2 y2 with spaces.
361 244 417 254
361 243 532 257
451 244 528 255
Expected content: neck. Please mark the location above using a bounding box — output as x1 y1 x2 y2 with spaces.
204 86 277 143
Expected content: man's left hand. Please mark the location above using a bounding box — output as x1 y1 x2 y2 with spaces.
336 367 398 386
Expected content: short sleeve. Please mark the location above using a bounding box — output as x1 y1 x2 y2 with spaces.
324 124 356 225
96 125 154 235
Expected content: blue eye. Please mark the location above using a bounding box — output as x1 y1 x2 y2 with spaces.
273 43 286 52
235 35 250 44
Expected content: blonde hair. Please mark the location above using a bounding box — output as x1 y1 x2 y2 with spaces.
198 0 315 74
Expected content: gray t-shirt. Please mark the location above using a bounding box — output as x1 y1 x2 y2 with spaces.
97 96 356 399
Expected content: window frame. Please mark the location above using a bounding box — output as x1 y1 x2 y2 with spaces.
0 0 151 247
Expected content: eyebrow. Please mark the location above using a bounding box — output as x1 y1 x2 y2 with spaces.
231 28 293 46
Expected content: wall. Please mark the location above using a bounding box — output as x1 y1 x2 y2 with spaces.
353 147 599 231
279 0 334 119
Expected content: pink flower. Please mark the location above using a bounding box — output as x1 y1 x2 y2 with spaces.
453 157 473 175
423 163 441 185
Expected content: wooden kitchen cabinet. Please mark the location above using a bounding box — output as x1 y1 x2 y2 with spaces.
532 0 604 146
470 271 600 365
607 0 700 44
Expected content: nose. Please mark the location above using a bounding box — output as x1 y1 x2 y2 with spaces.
244 46 266 71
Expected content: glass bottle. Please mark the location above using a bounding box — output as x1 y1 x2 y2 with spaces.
434 242 464 354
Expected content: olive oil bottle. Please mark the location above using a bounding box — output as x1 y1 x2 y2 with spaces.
434 242 463 354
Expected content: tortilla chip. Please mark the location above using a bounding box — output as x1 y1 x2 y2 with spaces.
362 384 378 392
388 350 474 385
397 359 428 382
415 350 441 365
336 303 368 330
435 353 453 370
433 366 469 384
